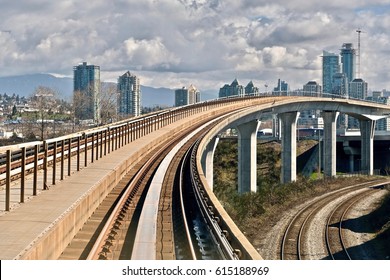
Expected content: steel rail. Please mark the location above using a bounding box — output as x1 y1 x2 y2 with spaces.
281 180 388 260
179 144 198 260
325 186 381 260
131 113 229 259
190 138 239 260
86 134 179 260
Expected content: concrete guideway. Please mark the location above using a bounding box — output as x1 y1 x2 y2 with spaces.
0 97 267 260
199 97 390 190
131 115 224 259
0 95 388 260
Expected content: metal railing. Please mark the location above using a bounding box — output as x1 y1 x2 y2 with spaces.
0 96 257 211
1 92 386 211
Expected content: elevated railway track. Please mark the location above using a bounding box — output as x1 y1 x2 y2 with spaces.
1 93 389 260
1 95 278 259
61 108 257 260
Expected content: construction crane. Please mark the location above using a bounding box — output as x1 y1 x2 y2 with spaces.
356 28 364 78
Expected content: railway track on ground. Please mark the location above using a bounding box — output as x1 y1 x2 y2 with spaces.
325 185 384 260
280 179 389 260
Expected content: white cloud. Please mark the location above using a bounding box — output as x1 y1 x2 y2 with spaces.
123 37 180 70
1 0 390 91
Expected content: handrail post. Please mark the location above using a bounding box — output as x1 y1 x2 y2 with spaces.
77 136 81 171
61 140 65 180
121 125 125 146
95 132 99 160
21 147 26 203
91 133 95 163
33 144 38 196
104 130 107 156
43 141 48 190
5 150 11 211
84 133 88 167
68 138 72 176
99 131 103 158
113 128 117 151
52 141 57 185
119 126 122 147
107 128 111 154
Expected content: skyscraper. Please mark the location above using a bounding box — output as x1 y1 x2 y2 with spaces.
245 81 259 95
301 81 322 127
273 79 289 94
322 51 340 94
117 71 141 117
175 87 189 107
303 81 322 96
340 43 356 84
349 78 368 100
219 79 244 98
175 84 200 106
332 73 349 96
73 62 100 124
188 84 200 104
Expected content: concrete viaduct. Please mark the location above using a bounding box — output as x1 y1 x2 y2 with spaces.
199 96 390 193
1 94 390 260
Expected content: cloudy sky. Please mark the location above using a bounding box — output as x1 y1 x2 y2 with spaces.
1 0 390 92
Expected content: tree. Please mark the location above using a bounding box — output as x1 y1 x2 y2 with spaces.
12 105 17 116
30 86 58 140
99 83 118 124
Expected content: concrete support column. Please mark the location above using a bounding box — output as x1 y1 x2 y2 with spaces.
349 155 355 173
201 136 220 191
272 115 279 138
280 112 299 184
237 120 261 193
360 119 376 175
343 141 360 173
322 111 339 178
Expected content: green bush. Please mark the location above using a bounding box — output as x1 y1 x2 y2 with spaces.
213 139 315 225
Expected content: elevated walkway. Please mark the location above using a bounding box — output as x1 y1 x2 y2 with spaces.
0 113 204 260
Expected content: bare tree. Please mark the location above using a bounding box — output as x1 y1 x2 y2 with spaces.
99 83 118 124
73 80 102 126
28 86 58 140
72 89 92 130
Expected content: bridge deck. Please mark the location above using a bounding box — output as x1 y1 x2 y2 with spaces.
0 115 198 260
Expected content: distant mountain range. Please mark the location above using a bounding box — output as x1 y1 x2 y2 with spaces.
0 74 217 107
0 73 73 99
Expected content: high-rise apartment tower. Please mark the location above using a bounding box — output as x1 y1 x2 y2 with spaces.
322 51 340 94
175 84 200 106
340 43 356 84
117 71 141 117
73 62 101 124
